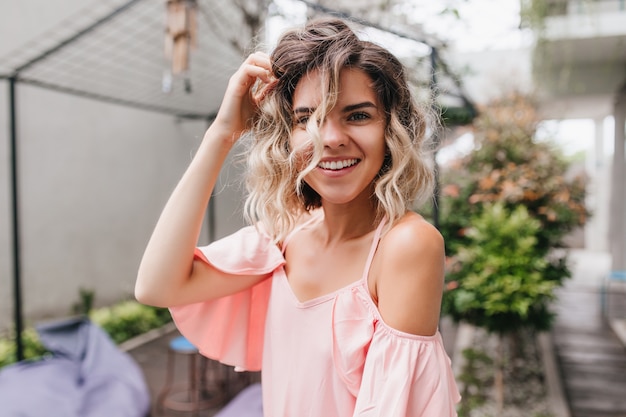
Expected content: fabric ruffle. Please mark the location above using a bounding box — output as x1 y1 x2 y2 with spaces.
332 285 461 416
169 226 285 371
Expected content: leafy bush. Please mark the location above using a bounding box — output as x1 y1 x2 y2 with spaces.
89 301 172 344
444 203 557 333
0 327 48 369
440 92 586 332
0 302 171 368
457 347 493 416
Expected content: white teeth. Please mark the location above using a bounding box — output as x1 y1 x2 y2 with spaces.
318 159 358 170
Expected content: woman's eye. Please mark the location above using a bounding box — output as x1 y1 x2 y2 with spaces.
295 115 310 126
348 112 370 122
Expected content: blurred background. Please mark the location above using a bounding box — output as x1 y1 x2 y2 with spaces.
0 1 624 416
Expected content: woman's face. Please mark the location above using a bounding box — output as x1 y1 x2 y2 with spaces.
290 68 387 208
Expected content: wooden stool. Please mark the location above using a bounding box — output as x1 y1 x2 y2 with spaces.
156 336 223 416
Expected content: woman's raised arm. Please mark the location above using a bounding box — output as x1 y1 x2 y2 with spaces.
135 52 276 307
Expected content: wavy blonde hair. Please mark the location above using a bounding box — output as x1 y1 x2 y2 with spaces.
243 18 435 242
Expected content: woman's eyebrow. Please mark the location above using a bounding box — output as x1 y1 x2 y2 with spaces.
342 102 377 112
293 107 314 114
293 101 377 115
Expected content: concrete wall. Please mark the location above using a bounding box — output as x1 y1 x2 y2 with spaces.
0 0 246 330
0 81 217 329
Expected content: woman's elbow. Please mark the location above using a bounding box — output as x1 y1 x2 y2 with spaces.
135 283 157 307
134 273 169 307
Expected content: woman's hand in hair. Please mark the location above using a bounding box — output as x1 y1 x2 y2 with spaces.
212 52 277 143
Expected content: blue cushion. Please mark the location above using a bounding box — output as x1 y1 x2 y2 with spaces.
169 336 198 353
609 271 626 281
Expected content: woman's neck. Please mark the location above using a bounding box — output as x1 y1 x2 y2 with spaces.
317 202 378 244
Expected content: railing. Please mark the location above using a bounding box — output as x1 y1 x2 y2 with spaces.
545 0 626 16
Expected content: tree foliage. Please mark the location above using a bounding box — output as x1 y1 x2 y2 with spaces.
444 203 557 333
440 91 587 333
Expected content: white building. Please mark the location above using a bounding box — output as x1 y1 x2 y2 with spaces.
534 0 626 269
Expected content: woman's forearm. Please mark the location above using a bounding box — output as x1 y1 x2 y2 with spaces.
135 52 274 306
135 125 234 306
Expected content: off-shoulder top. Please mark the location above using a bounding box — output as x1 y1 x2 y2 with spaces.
170 216 460 416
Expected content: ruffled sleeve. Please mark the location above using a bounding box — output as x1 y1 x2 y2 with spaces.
332 287 461 416
169 226 285 372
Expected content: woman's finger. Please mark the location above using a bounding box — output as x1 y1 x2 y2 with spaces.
253 77 278 103
245 51 272 70
211 52 276 140
227 57 274 99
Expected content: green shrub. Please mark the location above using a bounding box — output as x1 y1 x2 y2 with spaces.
90 301 172 344
440 92 585 333
0 302 171 368
444 203 557 333
457 347 493 417
0 327 48 368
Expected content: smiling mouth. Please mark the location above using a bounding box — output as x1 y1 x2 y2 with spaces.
318 159 359 171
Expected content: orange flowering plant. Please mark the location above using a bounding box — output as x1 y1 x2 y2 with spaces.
439 91 587 332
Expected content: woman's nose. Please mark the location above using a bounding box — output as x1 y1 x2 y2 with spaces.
320 118 347 148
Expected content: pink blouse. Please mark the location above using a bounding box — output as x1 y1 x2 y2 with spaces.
170 219 460 416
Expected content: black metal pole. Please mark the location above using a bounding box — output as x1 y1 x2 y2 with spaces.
206 118 216 243
8 75 24 362
430 47 440 230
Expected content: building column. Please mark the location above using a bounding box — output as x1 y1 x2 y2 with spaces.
610 84 626 270
586 117 609 251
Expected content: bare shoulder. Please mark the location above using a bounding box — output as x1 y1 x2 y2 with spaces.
373 212 445 336
381 212 444 259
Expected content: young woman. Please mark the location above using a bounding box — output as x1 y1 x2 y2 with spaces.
136 18 460 416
